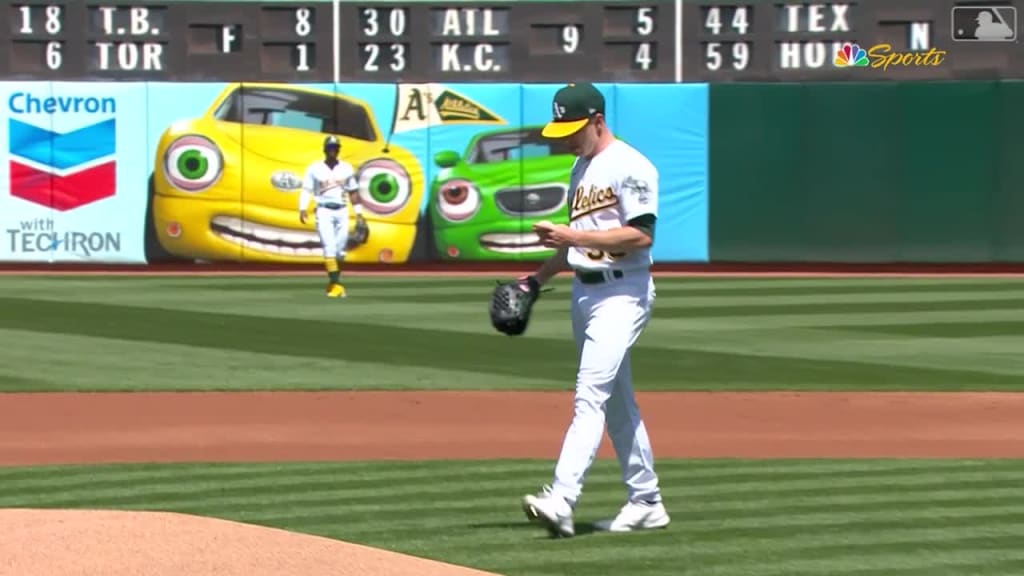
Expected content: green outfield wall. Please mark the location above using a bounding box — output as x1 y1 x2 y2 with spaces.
707 80 1024 263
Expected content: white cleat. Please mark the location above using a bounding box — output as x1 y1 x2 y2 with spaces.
522 485 575 538
594 500 671 533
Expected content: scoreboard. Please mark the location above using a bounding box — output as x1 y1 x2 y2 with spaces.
1 0 1020 82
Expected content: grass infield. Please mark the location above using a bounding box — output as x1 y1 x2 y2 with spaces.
1 275 1024 391
2 459 1024 576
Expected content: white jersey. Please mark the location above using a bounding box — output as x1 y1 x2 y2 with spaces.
299 160 359 211
566 140 658 272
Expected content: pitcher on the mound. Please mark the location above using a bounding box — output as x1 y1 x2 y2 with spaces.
299 135 364 298
519 82 669 537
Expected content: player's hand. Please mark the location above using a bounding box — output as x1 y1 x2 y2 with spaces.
533 221 577 248
299 211 308 225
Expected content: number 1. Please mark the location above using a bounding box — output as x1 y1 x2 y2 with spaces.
296 43 310 70
19 6 32 34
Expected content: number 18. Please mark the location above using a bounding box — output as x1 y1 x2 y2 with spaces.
19 5 63 35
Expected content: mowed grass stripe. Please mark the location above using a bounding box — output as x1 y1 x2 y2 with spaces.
8 464 1021 513
5 458 999 493
648 297 1024 319
5 297 1018 390
3 460 1024 576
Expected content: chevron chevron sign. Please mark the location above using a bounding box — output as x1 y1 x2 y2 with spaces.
8 116 117 212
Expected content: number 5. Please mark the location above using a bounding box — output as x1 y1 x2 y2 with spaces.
636 7 654 35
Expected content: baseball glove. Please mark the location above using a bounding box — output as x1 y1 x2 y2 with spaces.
346 215 369 250
490 276 542 336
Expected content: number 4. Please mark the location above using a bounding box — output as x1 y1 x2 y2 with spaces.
732 7 749 34
635 42 652 70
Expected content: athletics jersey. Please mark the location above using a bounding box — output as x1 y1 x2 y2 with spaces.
566 139 658 272
299 160 359 211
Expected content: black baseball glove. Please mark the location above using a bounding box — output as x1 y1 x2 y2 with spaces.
490 276 542 336
346 215 369 250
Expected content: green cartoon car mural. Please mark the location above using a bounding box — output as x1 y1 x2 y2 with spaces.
428 126 575 261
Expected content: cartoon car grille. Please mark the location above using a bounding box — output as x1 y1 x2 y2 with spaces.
494 185 567 216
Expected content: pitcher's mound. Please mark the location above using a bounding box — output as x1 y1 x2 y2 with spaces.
0 508 501 576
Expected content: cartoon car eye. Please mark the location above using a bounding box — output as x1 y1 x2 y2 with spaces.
356 158 412 215
436 179 481 222
163 135 223 192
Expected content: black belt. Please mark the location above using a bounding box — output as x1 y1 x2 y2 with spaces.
319 202 344 210
576 269 624 284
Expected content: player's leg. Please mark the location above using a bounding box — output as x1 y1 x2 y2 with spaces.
316 209 342 295
597 278 668 532
335 211 349 267
522 284 588 537
549 289 649 509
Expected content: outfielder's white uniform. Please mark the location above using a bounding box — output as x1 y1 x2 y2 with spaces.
550 139 662 508
299 160 359 259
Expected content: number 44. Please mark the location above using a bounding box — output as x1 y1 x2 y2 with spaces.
704 6 749 35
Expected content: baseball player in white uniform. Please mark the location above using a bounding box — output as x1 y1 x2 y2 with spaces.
519 82 669 537
299 135 365 298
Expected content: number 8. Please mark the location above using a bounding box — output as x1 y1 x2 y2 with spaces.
295 8 311 36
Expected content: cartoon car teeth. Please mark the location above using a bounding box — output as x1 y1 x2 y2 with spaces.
146 82 425 264
428 126 575 261
208 216 323 257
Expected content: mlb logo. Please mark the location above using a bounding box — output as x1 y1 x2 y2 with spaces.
951 5 1017 41
8 116 117 211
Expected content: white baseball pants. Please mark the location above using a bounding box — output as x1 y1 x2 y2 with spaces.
315 205 349 259
550 270 662 508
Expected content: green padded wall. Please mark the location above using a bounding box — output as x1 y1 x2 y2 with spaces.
708 81 1024 263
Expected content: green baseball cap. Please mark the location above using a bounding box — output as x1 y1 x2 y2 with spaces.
541 83 605 139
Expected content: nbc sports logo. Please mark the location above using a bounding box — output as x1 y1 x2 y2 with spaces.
7 93 117 212
833 42 868 67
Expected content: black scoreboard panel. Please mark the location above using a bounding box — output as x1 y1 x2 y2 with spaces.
683 0 1023 82
1 0 1020 82
2 0 335 81
0 0 676 82
336 2 674 81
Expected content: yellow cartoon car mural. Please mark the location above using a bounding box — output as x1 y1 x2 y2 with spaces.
146 82 425 264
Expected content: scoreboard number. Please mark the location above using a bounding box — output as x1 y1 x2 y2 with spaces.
362 43 407 71
705 41 749 70
362 7 408 36
47 40 62 69
636 7 654 35
294 7 313 71
635 42 652 69
295 7 312 36
704 6 750 35
18 4 64 35
561 24 580 53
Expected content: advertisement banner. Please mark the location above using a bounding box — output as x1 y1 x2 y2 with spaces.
0 82 149 263
0 81 709 265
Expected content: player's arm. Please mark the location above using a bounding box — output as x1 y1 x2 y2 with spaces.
572 219 653 251
531 246 570 286
343 173 363 217
298 169 315 222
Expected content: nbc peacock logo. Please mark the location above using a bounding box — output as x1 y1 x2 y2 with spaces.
833 42 869 67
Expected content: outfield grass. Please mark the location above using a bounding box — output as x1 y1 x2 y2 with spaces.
2 275 1024 391
3 458 1024 575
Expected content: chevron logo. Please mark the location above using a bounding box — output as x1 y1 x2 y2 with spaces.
8 118 117 211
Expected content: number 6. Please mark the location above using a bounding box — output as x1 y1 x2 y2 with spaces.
46 41 61 70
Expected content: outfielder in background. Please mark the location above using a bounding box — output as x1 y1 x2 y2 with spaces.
514 82 669 537
299 136 368 298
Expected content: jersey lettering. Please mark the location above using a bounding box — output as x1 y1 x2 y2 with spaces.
570 184 618 221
